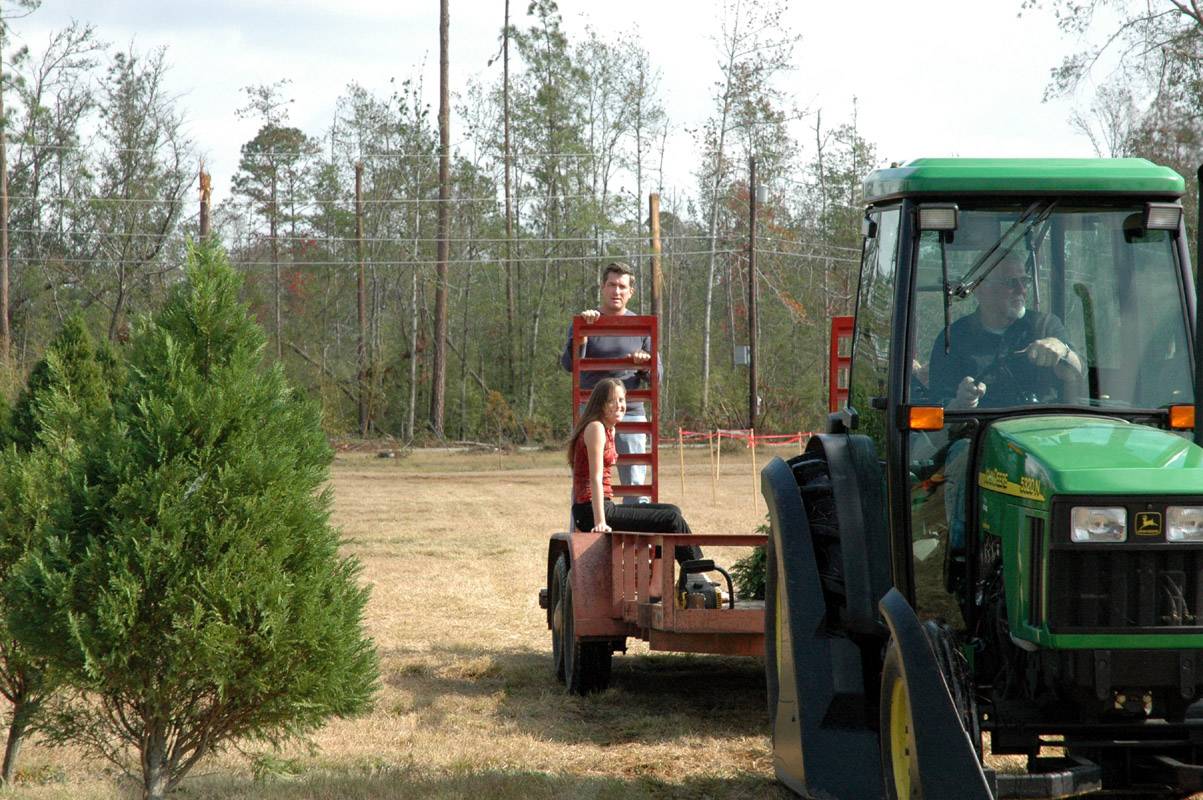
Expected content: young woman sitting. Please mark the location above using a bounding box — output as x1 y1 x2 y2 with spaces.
567 378 700 564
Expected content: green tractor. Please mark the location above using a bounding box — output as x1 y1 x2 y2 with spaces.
763 158 1203 799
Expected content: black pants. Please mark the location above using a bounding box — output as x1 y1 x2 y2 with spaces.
571 499 702 565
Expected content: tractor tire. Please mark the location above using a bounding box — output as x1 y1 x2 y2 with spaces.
561 567 612 695
551 554 568 683
764 533 780 727
792 454 845 610
880 639 920 800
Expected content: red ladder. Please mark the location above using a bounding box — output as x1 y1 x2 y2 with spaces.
570 314 659 502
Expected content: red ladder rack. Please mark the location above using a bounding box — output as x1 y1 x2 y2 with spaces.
570 314 659 502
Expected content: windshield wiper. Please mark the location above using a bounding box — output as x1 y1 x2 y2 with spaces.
949 201 1057 299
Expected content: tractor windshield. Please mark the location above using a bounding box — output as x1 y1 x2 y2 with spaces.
909 204 1193 411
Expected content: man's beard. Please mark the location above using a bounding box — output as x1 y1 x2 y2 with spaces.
1004 299 1026 323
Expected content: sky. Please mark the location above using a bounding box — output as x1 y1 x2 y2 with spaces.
12 0 1105 206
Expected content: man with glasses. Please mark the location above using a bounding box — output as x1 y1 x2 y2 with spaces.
927 252 1083 410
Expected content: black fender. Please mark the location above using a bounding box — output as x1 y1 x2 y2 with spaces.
879 588 991 799
806 433 891 636
762 455 884 800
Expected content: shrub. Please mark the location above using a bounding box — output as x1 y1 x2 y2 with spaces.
7 244 378 800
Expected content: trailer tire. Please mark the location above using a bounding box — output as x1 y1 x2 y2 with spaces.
550 554 568 683
561 567 611 695
880 638 920 800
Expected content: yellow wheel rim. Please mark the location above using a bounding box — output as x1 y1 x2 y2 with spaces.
889 677 914 799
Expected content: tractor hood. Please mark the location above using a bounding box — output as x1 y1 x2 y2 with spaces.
978 415 1203 501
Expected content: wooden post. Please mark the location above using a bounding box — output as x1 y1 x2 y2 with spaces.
750 429 758 511
715 429 721 482
709 431 717 505
355 162 369 436
198 165 211 240
798 431 804 455
677 427 685 498
747 156 759 432
649 193 662 321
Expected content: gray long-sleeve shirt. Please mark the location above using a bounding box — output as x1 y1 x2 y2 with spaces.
560 310 660 414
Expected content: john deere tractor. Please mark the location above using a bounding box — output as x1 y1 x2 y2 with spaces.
763 159 1203 798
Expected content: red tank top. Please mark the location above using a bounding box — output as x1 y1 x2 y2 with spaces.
573 424 616 504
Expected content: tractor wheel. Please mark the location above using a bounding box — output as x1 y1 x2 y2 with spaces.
880 639 920 800
561 567 612 695
792 454 844 609
764 534 781 727
550 554 568 683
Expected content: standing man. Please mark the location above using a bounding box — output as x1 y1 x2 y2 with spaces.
561 262 657 503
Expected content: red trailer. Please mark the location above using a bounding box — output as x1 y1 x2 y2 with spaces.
539 314 766 694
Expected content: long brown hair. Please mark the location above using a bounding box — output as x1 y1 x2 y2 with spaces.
566 378 623 466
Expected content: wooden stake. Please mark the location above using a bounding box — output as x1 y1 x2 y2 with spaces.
715 429 721 482
709 431 717 505
677 427 686 498
798 431 804 455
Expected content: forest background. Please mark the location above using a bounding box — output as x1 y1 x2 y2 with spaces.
0 0 1200 444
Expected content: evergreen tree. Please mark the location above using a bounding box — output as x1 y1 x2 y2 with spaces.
7 243 377 800
0 314 118 783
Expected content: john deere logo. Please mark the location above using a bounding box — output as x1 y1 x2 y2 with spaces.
1135 512 1162 536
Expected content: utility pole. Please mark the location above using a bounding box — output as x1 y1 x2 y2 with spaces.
748 156 759 432
198 165 211 240
502 0 516 395
271 170 281 361
430 0 451 435
355 161 369 436
649 192 662 320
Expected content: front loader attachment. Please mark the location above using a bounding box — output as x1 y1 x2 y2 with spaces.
762 455 883 799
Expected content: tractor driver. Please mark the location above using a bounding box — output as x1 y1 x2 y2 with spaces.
926 252 1084 410
922 252 1084 552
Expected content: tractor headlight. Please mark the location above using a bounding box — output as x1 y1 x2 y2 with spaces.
1071 507 1127 542
1167 506 1203 541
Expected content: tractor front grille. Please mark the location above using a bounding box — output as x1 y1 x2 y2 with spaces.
1047 548 1203 632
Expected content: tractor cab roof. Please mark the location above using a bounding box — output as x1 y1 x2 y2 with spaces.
863 158 1185 204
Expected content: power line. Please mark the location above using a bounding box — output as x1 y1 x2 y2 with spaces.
6 141 597 161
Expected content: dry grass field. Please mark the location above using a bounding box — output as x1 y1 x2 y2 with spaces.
3 443 789 799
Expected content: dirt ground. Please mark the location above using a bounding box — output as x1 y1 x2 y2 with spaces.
5 443 789 799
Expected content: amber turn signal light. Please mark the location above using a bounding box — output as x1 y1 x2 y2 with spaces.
1169 404 1195 430
907 406 944 431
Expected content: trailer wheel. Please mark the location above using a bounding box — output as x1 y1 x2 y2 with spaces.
550 554 568 683
881 639 920 800
561 567 612 695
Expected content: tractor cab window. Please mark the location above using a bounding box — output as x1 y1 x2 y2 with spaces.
909 204 1192 411
849 206 901 454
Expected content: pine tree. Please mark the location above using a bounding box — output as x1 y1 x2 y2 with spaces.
7 244 377 800
0 314 118 783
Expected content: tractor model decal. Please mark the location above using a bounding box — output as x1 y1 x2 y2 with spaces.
978 467 1046 502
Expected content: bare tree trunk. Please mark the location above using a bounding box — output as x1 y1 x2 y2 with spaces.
1 695 33 784
502 0 516 395
0 19 9 367
142 722 169 800
429 0 451 435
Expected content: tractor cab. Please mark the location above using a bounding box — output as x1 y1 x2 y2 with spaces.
763 159 1203 799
